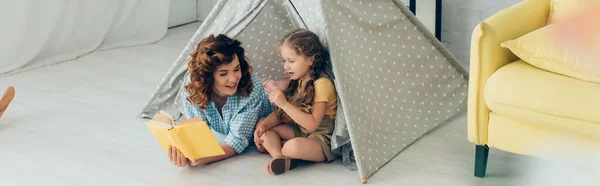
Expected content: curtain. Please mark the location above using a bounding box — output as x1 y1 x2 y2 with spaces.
0 0 169 75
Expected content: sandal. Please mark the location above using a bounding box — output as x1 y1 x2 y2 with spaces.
267 157 298 175
0 86 15 119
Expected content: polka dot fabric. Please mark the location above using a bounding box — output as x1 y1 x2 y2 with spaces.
322 0 468 179
235 0 298 80
288 0 329 45
139 0 293 119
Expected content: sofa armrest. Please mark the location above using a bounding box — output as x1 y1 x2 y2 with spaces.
468 0 551 145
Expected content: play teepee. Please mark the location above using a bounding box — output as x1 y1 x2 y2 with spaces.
139 0 468 183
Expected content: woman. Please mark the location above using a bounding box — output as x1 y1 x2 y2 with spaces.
164 34 273 167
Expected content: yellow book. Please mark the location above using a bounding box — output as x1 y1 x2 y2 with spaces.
146 111 225 160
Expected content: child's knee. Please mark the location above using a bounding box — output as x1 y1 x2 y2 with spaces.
281 139 301 157
260 130 276 141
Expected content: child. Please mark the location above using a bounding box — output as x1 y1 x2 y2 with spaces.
254 29 337 175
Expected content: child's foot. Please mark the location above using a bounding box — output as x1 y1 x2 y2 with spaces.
267 157 298 175
0 86 15 119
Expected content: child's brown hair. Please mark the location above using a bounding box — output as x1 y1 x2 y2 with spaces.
276 29 329 122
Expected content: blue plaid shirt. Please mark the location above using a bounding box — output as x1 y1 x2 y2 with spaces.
183 74 273 154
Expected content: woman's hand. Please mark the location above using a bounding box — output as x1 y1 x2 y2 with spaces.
276 75 291 90
268 90 288 108
189 159 202 166
262 78 280 94
261 76 290 93
168 146 189 167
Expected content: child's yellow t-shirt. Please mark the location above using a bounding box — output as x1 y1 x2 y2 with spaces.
313 76 337 119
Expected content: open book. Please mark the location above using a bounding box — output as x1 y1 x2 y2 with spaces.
146 111 225 160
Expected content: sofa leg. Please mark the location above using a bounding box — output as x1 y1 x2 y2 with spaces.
474 145 489 178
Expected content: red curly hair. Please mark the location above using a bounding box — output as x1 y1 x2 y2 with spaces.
185 34 253 110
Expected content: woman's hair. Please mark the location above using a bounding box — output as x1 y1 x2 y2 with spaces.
276 29 329 123
185 34 253 110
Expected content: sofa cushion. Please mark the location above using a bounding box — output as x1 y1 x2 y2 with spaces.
549 0 595 24
485 60 600 138
501 24 600 83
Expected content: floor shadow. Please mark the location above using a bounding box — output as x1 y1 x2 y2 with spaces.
0 119 18 132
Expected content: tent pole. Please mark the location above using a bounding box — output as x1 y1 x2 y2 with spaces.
287 0 308 29
435 0 442 40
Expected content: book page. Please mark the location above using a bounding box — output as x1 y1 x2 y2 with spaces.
159 110 174 124
176 117 205 126
152 112 174 126
147 120 173 129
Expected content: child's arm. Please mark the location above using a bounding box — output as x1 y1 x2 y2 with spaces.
269 78 334 133
257 111 281 129
279 101 325 133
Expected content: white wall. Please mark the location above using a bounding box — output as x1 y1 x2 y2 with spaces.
167 0 218 27
399 0 522 66
441 0 522 66
168 0 198 27
197 0 218 21
399 0 437 36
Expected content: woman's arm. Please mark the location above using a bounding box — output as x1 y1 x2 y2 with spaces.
190 101 261 166
177 84 241 165
189 144 237 166
170 143 237 167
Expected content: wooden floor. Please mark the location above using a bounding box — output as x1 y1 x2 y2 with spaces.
1 22 596 186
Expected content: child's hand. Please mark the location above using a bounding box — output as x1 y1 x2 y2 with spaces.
254 124 266 144
268 90 288 108
254 124 268 153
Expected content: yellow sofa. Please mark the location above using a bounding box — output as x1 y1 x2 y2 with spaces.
467 0 600 177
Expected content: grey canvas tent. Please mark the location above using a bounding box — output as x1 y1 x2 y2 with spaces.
139 0 468 183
